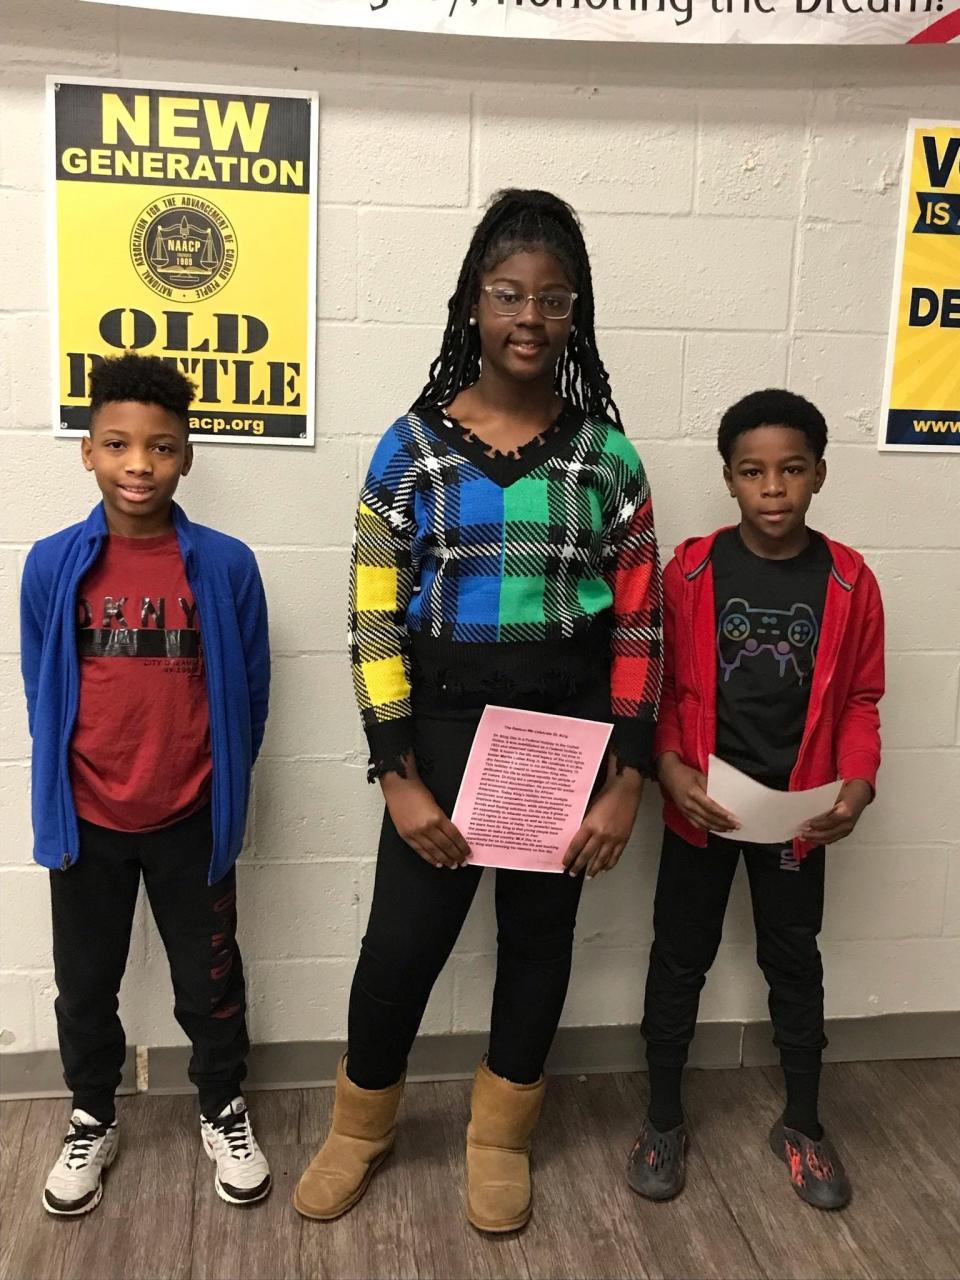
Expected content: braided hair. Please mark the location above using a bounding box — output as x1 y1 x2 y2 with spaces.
414 188 623 430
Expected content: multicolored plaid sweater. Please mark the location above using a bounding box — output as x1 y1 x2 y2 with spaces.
349 405 662 778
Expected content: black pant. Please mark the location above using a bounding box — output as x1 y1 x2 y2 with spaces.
642 827 827 1073
50 805 248 1122
347 678 610 1090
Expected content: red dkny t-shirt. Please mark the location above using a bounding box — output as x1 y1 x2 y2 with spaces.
70 531 212 831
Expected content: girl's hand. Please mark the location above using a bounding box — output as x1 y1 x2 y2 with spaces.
380 766 471 869
563 769 643 879
658 752 738 833
799 779 872 846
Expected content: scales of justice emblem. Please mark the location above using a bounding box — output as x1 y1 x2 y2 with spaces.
130 193 238 303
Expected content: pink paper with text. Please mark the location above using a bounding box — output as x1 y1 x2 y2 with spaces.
452 706 613 873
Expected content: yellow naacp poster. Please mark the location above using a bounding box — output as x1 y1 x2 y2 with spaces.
49 77 318 445
879 120 960 453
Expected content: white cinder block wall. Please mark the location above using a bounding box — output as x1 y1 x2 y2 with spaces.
1 0 958 1062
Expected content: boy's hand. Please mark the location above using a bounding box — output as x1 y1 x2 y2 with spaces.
657 752 739 834
799 779 872 846
563 770 643 879
380 768 470 868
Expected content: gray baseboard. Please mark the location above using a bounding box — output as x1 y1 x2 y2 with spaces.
146 1020 744 1095
0 1047 138 1101
741 1010 960 1066
1 1013 956 1101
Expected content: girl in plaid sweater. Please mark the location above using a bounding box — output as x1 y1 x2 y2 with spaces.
296 189 662 1233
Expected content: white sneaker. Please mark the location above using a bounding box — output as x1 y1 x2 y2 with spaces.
200 1097 271 1205
42 1109 119 1215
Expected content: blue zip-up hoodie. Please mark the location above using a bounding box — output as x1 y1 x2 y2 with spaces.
20 502 269 884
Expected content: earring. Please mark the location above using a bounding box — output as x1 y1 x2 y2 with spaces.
468 317 477 326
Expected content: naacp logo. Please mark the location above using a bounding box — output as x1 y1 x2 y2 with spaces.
130 194 237 302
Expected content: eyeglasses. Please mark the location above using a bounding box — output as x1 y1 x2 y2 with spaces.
481 285 578 321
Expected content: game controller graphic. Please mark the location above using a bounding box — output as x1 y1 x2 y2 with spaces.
717 598 819 684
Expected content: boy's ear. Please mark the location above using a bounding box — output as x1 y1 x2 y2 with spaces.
813 458 827 492
80 435 95 472
722 463 736 497
181 441 194 477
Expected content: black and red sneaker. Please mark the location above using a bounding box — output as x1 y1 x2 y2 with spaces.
769 1117 851 1210
626 1119 687 1201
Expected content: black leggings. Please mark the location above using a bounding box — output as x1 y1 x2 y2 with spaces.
642 827 827 1073
346 682 610 1090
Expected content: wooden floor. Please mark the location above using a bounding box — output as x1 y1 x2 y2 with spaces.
2 1060 959 1280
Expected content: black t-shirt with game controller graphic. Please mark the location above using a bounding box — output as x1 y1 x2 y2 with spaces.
713 527 831 790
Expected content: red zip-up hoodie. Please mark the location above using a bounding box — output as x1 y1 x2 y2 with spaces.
655 527 884 858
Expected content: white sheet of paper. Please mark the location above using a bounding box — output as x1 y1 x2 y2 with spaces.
706 755 842 845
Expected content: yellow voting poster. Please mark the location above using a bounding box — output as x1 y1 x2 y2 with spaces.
879 120 960 453
49 78 318 445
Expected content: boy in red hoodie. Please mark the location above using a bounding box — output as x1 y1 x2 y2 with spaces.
627 390 883 1211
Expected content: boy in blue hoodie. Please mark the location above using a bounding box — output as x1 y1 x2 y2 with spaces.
20 354 271 1215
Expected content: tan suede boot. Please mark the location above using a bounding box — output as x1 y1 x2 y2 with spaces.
293 1057 404 1221
466 1062 546 1233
